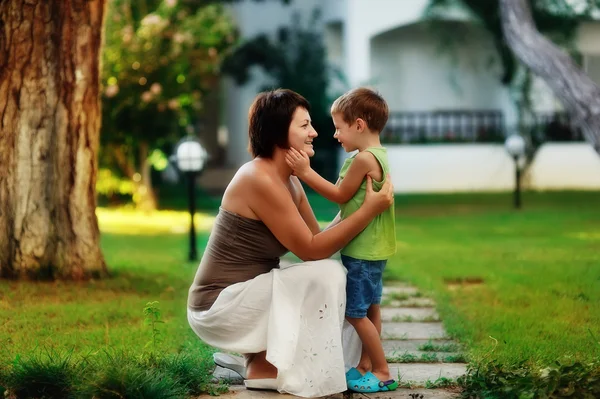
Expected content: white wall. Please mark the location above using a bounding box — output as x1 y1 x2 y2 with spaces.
343 0 430 86
580 21 600 85
338 143 600 193
527 143 600 190
322 0 346 24
369 22 514 116
577 21 600 54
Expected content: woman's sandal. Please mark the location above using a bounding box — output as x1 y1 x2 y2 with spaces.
244 378 278 391
348 371 399 393
213 353 247 379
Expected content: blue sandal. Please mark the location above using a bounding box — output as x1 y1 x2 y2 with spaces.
345 367 363 387
348 371 399 393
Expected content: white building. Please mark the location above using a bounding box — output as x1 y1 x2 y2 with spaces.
202 0 600 192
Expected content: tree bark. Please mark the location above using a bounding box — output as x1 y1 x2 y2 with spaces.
0 0 107 279
111 144 157 211
499 0 600 153
138 141 157 211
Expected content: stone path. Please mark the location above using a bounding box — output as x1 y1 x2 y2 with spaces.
204 280 467 398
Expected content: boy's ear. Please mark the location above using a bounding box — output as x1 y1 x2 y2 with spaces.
355 118 366 133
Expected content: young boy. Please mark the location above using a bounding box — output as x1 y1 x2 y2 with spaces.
285 87 397 393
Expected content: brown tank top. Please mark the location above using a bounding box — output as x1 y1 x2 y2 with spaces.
187 207 288 311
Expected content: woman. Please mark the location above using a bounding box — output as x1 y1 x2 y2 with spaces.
187 89 394 397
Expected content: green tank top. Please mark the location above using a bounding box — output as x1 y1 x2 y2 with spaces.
339 147 396 260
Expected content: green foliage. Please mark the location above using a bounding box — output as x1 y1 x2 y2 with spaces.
0 302 220 398
100 0 237 208
425 376 457 389
0 350 222 399
386 352 468 364
222 9 341 181
424 0 595 86
418 341 461 353
81 352 186 399
143 301 165 355
1 350 83 399
458 360 600 398
102 0 236 146
96 168 136 198
153 352 228 396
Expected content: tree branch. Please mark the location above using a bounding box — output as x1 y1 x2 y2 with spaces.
499 0 600 153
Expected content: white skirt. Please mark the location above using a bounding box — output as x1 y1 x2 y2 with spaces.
188 259 356 397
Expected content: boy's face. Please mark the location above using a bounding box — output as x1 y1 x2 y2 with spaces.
332 113 359 152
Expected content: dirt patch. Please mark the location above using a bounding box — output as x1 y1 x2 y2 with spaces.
445 277 484 291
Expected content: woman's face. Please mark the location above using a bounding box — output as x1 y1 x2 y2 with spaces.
288 107 318 157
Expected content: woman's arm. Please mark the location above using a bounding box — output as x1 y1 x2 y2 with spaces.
294 177 321 235
249 173 393 261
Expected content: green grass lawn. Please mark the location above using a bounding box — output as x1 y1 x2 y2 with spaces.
1 190 599 373
0 219 215 362
386 191 600 366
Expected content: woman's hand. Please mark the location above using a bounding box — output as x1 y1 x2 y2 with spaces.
363 175 394 215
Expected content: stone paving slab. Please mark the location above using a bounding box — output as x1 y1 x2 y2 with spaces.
382 323 449 340
390 363 467 385
353 388 460 398
381 307 440 322
199 384 461 399
384 298 436 308
383 339 460 358
213 365 244 384
382 285 421 297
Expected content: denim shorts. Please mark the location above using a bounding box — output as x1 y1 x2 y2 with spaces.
342 255 387 319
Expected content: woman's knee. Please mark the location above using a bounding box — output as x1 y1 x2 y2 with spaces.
304 259 346 287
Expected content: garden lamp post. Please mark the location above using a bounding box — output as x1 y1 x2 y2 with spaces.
504 134 526 209
173 137 208 261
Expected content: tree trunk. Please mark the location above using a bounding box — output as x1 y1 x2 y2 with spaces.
111 144 157 211
138 141 157 212
0 0 107 279
499 0 600 154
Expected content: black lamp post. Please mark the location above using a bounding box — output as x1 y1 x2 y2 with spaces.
173 137 208 261
504 134 526 209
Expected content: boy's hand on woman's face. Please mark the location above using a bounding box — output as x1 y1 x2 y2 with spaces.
285 148 311 178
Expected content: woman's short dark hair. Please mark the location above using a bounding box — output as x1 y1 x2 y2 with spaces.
248 89 310 158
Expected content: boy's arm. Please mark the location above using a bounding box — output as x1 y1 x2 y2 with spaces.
286 148 377 204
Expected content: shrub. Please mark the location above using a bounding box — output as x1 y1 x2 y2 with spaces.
458 360 600 398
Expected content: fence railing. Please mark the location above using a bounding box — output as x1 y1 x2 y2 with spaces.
529 112 583 142
381 110 583 144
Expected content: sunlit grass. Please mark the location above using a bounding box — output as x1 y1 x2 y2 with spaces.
96 208 216 235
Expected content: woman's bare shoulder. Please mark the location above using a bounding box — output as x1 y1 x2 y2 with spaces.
229 160 275 187
221 160 280 218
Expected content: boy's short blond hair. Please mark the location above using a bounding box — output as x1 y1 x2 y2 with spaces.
331 87 389 133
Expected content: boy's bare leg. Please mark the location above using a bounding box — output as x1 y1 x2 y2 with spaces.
369 304 382 335
354 305 382 373
346 316 391 382
246 351 277 380
355 334 371 374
